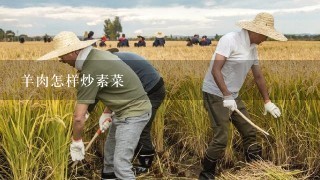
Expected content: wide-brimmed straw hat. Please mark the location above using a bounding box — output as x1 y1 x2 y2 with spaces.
37 31 98 60
155 32 165 38
236 12 287 41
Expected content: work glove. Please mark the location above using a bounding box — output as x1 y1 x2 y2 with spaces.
99 112 113 133
70 139 85 161
223 95 237 111
85 112 90 120
263 101 281 118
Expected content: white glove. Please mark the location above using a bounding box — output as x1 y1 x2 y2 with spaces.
85 112 90 120
263 101 281 118
223 95 237 111
99 112 112 133
70 139 85 161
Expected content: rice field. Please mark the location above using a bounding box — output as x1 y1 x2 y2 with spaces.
0 40 320 179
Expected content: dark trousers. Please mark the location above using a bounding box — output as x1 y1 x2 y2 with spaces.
136 84 166 155
203 92 261 160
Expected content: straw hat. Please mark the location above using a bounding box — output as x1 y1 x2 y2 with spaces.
155 32 165 38
236 12 287 41
37 31 98 60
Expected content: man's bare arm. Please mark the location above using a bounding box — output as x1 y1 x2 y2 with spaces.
73 103 89 140
212 53 231 96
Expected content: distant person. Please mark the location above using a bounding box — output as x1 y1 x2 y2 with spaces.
43 34 52 43
153 32 165 47
99 36 107 47
117 34 129 47
186 38 193 46
191 34 200 45
200 12 287 179
84 31 97 47
206 36 212 45
44 34 48 43
19 36 25 44
134 35 146 47
84 31 94 40
199 35 211 46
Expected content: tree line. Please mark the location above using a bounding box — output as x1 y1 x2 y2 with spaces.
0 29 16 41
1 17 320 42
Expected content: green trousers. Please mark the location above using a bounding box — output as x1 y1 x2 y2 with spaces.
203 92 261 160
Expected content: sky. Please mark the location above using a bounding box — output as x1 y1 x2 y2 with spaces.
0 0 319 37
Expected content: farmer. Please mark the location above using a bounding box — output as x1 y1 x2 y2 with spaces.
37 31 152 180
117 34 130 47
199 35 211 46
134 35 146 47
84 31 94 40
186 38 193 46
153 32 165 47
88 51 165 175
191 34 200 45
200 12 287 179
99 36 107 47
84 31 97 47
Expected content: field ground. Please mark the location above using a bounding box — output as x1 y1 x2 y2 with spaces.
0 41 319 179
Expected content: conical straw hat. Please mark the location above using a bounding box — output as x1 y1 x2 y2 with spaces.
155 32 165 38
236 12 287 41
37 31 98 60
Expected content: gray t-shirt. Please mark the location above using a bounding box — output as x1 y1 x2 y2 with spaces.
202 29 259 98
114 52 161 92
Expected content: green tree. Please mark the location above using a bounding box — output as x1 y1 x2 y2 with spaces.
104 19 112 36
103 17 123 40
113 16 122 38
104 19 116 40
5 30 15 41
108 21 116 40
6 30 15 36
214 34 221 41
0 28 5 41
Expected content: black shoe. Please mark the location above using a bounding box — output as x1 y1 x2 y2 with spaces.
101 172 117 180
132 165 149 175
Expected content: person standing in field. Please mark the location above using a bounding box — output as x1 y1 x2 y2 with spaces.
200 12 287 179
37 31 152 180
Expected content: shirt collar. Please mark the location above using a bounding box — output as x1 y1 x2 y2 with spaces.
75 46 93 70
240 29 256 50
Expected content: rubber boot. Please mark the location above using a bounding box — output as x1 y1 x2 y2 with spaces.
101 172 117 180
199 155 217 180
132 154 154 175
245 146 262 162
